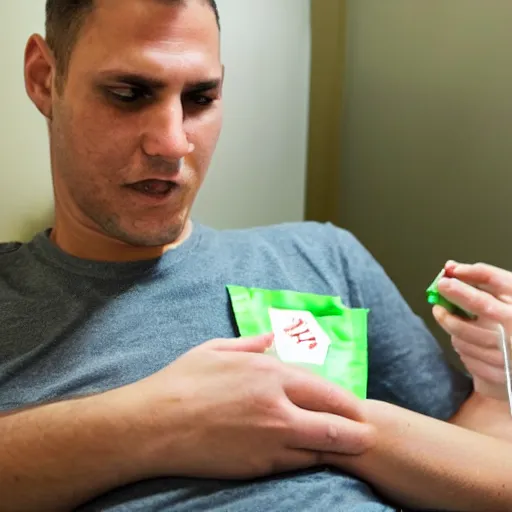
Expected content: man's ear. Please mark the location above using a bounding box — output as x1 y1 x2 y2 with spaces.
24 34 55 120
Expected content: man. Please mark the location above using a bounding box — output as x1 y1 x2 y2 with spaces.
1 1 512 511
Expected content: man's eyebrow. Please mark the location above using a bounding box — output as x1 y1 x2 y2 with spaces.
97 72 167 89
97 71 222 92
184 80 222 94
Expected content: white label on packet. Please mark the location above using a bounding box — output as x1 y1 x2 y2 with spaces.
267 307 331 366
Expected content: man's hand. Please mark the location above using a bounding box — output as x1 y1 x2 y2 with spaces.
0 333 373 512
433 260 512 401
131 333 374 480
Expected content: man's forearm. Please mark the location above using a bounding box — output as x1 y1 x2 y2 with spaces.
326 399 512 512
0 386 154 512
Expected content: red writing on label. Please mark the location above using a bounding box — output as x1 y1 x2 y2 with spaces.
284 317 318 350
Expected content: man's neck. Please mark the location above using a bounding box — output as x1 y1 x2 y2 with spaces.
50 216 192 263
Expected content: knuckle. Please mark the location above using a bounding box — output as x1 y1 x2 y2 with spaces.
249 388 289 419
323 423 344 447
474 262 490 278
440 313 458 334
477 297 496 318
321 422 371 455
251 354 281 374
321 382 339 406
256 395 284 417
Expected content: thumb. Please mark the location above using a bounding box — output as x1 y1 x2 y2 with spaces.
205 333 274 353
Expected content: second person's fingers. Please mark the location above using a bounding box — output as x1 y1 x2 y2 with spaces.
452 336 504 369
437 277 510 322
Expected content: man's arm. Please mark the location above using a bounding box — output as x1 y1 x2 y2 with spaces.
0 335 372 512
0 387 153 512
325 396 512 512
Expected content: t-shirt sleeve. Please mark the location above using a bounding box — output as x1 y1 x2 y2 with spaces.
329 224 472 420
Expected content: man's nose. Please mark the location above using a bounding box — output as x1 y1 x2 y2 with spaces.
141 101 193 160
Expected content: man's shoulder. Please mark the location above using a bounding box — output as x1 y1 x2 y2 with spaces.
0 239 33 280
0 241 26 270
204 221 381 308
0 241 23 256
217 221 363 253
208 221 374 290
0 241 33 296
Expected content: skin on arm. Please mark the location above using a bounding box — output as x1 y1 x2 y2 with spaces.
449 390 512 442
325 398 512 512
0 387 158 512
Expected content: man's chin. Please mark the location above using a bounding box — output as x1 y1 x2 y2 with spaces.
110 220 192 249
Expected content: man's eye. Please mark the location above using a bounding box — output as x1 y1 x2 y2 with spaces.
186 93 214 107
108 87 151 103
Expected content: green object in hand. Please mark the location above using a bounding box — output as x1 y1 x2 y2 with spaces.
227 285 369 399
426 269 476 319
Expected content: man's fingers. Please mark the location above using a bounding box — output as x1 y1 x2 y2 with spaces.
437 277 510 322
283 370 364 422
452 336 504 369
288 408 374 455
450 262 512 298
201 333 274 353
281 365 372 455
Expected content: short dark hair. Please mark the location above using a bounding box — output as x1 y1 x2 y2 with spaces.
45 0 220 79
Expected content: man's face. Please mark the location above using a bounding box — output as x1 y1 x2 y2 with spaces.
49 0 223 246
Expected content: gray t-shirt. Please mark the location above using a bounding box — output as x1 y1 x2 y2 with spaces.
0 221 471 511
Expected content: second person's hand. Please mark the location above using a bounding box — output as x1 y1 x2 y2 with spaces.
434 261 512 401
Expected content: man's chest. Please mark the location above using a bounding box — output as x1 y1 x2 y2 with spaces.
0 263 344 409
0 278 240 409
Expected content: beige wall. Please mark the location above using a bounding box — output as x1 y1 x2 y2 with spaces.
339 0 512 351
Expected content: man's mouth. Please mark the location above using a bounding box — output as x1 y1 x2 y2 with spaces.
126 179 176 197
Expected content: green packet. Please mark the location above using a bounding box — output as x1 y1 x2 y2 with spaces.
227 285 369 399
426 269 476 319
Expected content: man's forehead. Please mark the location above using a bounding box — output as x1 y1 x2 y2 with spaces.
79 0 217 54
72 0 221 79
